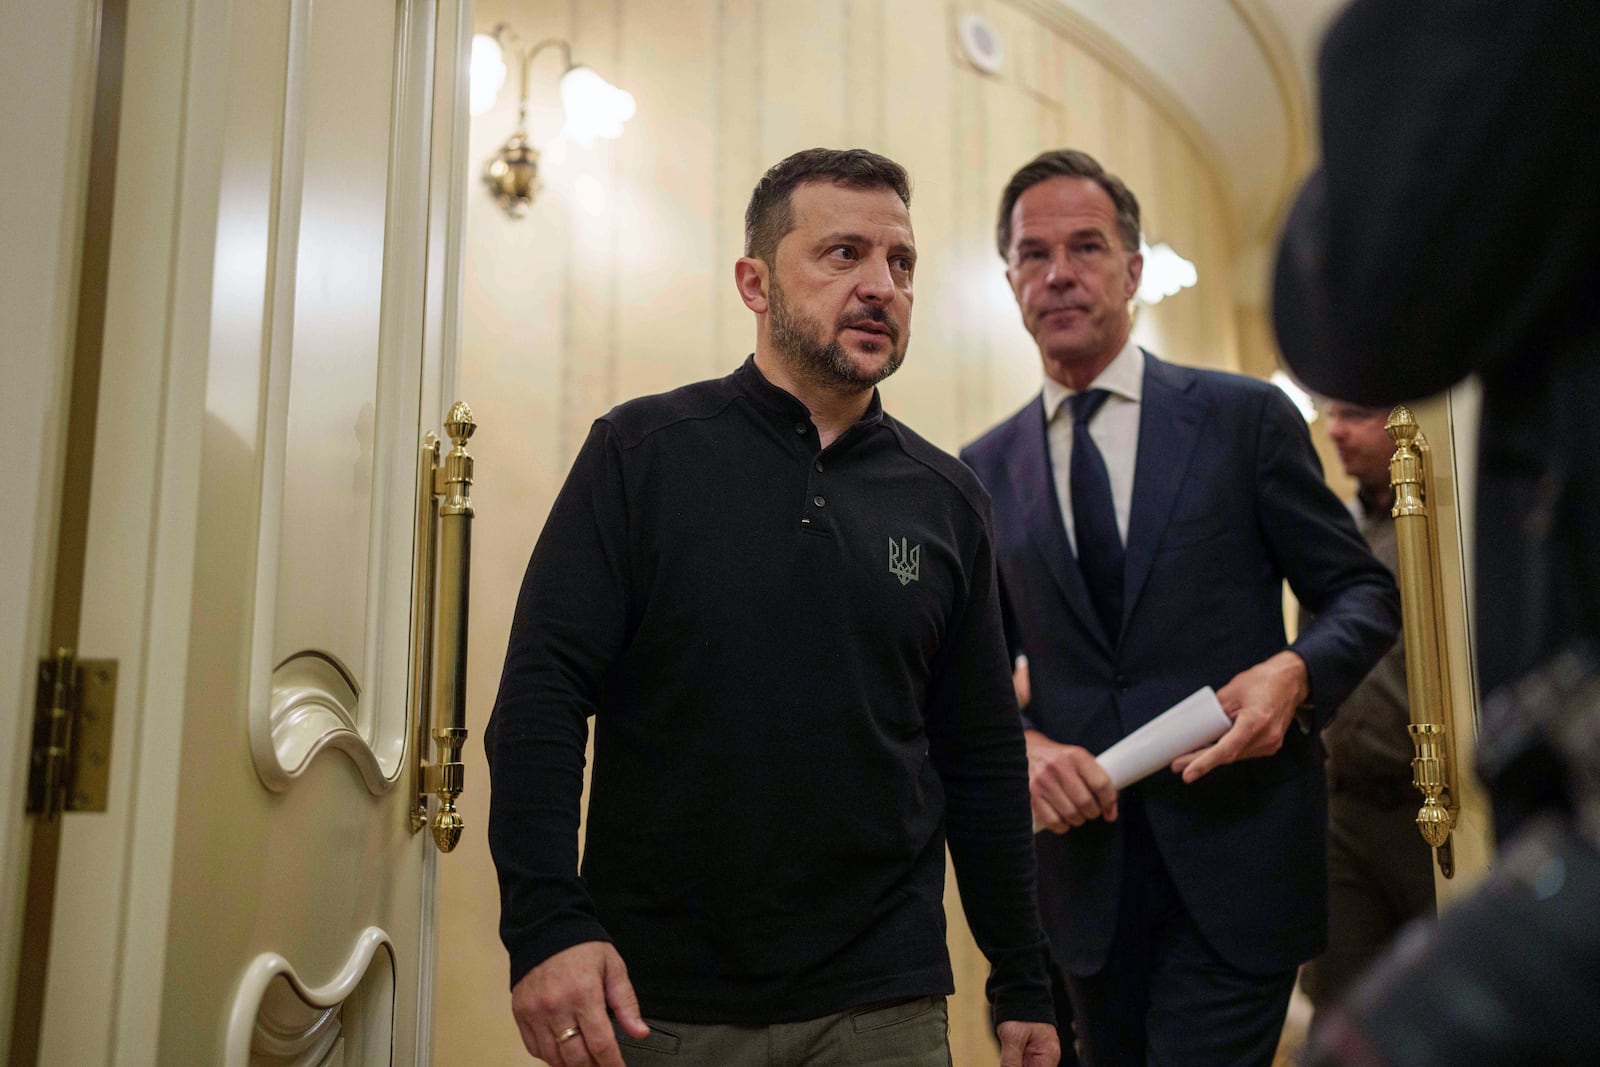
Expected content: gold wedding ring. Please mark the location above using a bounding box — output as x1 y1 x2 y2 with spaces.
556 1026 582 1043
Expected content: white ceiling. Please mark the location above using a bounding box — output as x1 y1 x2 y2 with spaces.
1052 0 1345 245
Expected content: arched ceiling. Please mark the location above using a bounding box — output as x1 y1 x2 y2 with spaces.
1044 0 1344 252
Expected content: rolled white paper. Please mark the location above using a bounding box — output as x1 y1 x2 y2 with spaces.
1032 687 1234 832
1094 686 1232 789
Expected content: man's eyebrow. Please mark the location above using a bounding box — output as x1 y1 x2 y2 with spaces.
1016 226 1113 245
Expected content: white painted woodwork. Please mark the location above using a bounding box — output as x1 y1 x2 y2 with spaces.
231 927 395 1066
0 0 100 1051
18 0 471 1062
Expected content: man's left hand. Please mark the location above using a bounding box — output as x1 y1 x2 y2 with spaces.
997 1020 1060 1067
1171 650 1309 784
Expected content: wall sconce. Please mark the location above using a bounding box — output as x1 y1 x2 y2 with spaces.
472 24 637 218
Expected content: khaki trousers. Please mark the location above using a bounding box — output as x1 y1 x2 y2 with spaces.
613 995 951 1067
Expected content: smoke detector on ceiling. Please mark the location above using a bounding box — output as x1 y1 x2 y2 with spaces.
957 12 1006 75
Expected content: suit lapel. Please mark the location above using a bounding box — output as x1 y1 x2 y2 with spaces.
1014 395 1113 655
1122 351 1208 638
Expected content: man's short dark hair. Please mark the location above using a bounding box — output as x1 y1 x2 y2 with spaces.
744 148 912 266
995 149 1141 258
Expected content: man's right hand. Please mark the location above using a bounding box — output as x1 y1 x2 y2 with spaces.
510 941 649 1067
1024 729 1118 833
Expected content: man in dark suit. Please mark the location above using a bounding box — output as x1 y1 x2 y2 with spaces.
960 149 1400 1066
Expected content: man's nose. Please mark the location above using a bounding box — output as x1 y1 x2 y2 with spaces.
857 255 896 302
1045 247 1076 287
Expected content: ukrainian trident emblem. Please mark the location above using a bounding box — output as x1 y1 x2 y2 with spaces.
888 537 922 586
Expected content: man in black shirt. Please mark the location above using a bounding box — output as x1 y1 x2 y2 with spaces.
487 148 1058 1067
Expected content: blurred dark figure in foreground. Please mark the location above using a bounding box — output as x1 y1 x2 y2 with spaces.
1273 0 1600 1063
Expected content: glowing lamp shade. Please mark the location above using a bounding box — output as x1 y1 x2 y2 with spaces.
1136 240 1199 305
559 65 636 144
469 33 507 116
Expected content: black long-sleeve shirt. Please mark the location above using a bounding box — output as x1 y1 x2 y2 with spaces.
486 356 1054 1026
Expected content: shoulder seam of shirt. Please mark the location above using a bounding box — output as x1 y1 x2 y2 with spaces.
882 415 990 524
598 388 746 452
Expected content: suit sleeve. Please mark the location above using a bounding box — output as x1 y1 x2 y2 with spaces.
924 497 1056 1028
485 420 630 989
1255 388 1402 727
960 443 1035 729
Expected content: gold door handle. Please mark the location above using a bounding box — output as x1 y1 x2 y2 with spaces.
410 401 476 852
1387 406 1458 877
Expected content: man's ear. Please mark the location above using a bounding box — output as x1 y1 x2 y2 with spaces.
735 256 770 314
1123 249 1144 303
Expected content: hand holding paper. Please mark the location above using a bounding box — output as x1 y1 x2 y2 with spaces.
1029 688 1232 834
1025 732 1118 834
1094 686 1232 789
1172 650 1308 783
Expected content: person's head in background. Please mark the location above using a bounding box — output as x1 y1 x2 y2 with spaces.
1321 400 1393 502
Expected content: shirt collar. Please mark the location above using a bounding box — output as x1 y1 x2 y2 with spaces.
1041 337 1144 421
1356 483 1395 521
734 353 886 429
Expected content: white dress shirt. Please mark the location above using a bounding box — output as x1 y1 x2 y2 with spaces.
1040 338 1144 556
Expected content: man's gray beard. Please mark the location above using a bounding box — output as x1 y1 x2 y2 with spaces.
768 282 904 391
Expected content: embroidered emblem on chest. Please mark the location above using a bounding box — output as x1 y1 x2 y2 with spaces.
888 537 922 586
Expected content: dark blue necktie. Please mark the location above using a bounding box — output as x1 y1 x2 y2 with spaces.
1067 389 1124 643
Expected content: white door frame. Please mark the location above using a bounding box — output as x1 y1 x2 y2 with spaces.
3 0 474 1059
0 0 114 1053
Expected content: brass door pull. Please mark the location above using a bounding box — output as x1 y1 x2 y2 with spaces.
1387 406 1459 877
410 402 476 852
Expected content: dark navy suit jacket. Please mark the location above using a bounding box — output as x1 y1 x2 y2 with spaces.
960 350 1400 976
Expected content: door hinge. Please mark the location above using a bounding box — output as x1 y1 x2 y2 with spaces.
27 649 116 818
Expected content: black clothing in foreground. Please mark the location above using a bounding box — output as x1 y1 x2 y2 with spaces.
485 356 1054 1028
1276 1 1600 1064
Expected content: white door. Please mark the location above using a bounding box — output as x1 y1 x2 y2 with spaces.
5 0 474 1062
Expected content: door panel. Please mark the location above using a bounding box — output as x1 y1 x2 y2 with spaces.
235 931 395 1066
272 0 396 690
250 0 432 792
33 0 469 1062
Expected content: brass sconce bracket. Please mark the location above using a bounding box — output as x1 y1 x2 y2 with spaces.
1387 405 1460 877
481 30 573 218
409 402 477 852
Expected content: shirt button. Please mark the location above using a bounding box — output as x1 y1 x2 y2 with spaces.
1115 675 1129 692
813 496 826 507
814 461 824 473
794 422 807 435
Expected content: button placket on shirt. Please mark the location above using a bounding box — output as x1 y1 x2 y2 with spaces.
805 452 827 521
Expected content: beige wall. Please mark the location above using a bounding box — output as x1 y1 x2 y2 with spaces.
440 1 1243 1061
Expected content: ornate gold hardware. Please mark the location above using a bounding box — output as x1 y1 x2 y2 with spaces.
409 402 477 852
483 132 542 219
27 650 117 817
479 29 635 217
1387 405 1460 876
